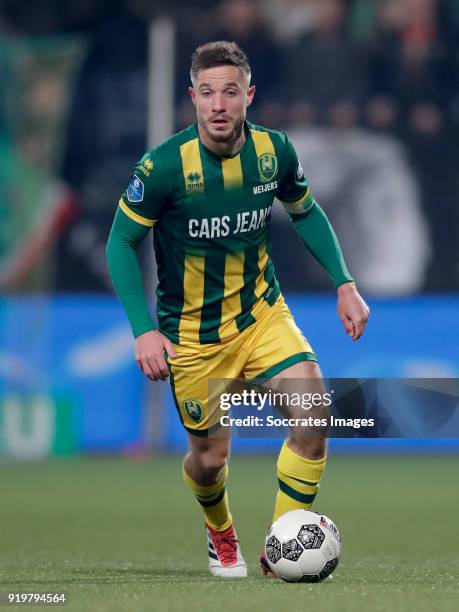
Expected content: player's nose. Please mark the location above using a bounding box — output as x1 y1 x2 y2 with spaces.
212 93 226 112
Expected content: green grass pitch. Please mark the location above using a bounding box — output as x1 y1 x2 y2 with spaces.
1 455 458 611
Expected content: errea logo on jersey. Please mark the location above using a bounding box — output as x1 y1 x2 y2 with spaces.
139 158 154 177
186 171 204 193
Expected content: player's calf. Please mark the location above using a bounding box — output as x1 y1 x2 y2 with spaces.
182 434 247 576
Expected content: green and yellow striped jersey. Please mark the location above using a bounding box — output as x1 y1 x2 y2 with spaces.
119 121 314 345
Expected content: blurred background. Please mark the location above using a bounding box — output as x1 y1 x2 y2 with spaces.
1 0 458 460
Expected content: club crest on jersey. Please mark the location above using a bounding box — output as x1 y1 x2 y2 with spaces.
183 399 204 422
258 153 278 182
127 175 144 202
186 171 204 193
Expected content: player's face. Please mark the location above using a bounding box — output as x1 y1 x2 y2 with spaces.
189 66 255 144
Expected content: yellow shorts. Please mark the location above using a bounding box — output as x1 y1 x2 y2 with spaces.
167 294 316 435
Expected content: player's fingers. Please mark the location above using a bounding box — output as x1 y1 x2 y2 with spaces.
137 353 161 380
145 355 164 381
163 338 177 359
138 357 156 380
352 317 367 340
342 317 354 336
155 354 170 381
358 307 370 332
135 355 151 377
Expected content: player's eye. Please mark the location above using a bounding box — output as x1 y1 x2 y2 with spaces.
201 90 212 97
226 90 237 96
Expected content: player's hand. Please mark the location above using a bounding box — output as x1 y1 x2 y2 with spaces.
337 282 370 341
135 330 177 381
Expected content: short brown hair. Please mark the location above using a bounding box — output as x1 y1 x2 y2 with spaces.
190 41 251 81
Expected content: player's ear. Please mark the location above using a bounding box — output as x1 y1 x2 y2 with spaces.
188 86 197 106
246 85 256 108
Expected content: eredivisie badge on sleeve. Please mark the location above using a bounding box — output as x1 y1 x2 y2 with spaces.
127 175 144 202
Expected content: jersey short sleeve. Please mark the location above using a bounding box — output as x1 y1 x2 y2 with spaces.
277 135 315 217
119 151 169 228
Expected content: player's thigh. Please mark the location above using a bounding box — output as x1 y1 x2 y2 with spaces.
243 295 316 381
275 360 323 380
269 360 326 409
243 302 329 443
168 340 245 435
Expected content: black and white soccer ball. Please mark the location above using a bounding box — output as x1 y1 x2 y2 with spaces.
265 509 341 582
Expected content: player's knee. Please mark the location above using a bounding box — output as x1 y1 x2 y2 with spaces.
187 432 230 477
189 440 229 472
198 449 228 472
288 435 327 460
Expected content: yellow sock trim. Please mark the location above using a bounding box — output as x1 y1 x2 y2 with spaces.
182 462 233 531
272 441 327 523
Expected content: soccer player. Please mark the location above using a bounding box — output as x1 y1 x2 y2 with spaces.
106 41 369 578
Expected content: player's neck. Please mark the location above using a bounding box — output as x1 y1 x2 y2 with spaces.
198 124 246 157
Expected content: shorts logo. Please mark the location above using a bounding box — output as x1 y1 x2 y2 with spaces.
258 153 278 182
297 163 304 180
183 399 204 423
127 175 144 202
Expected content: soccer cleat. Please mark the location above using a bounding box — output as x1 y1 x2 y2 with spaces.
260 549 278 578
206 523 247 577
